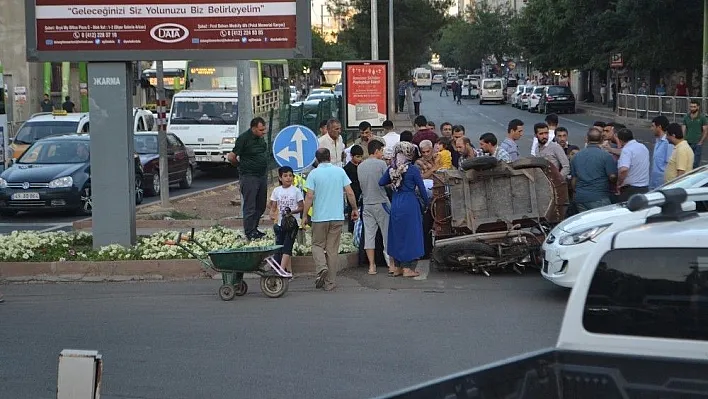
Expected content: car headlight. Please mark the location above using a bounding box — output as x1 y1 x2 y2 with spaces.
48 176 73 188
0 178 6 189
221 137 236 145
559 224 611 246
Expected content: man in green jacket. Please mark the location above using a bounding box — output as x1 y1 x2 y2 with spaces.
227 117 269 240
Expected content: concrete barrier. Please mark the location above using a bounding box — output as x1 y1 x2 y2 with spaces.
0 253 360 282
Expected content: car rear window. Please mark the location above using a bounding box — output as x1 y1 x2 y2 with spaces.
583 248 708 341
525 87 534 93
483 81 502 89
548 86 573 95
14 121 79 144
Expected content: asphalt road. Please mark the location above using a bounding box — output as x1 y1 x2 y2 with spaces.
0 269 568 399
421 88 656 152
0 168 236 234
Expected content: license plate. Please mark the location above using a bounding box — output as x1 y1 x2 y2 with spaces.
196 156 211 162
558 96 567 100
12 192 40 200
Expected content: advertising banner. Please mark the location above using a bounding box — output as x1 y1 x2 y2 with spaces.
25 0 312 62
343 61 389 129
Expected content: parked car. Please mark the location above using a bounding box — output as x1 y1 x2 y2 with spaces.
479 78 505 104
510 85 525 107
461 79 479 99
432 74 445 85
134 131 193 197
542 165 708 288
527 85 547 112
310 88 332 96
0 134 144 216
519 85 534 109
537 85 576 114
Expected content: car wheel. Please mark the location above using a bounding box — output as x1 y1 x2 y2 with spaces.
78 184 92 216
510 157 551 170
460 156 498 171
179 166 193 189
135 175 144 205
479 100 484 105
147 171 161 196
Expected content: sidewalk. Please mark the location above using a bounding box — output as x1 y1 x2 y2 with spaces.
576 101 647 127
391 110 414 132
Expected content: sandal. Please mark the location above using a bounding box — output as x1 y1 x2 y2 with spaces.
403 271 420 278
388 271 403 277
368 269 378 275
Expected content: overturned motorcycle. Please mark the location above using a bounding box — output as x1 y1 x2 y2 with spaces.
430 156 568 276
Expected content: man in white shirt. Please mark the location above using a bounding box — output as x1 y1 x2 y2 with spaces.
531 113 558 156
380 119 399 161
318 119 345 167
616 128 650 202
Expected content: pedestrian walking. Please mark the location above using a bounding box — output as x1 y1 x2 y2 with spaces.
570 128 618 212
501 119 524 162
358 140 394 275
412 85 422 116
227 117 269 240
531 114 558 156
535 123 570 178
681 99 707 169
649 116 673 190
303 148 359 291
397 80 407 112
665 123 695 183
269 166 304 273
599 83 606 105
318 119 346 167
454 80 463 105
439 81 449 97
379 142 429 278
616 128 650 202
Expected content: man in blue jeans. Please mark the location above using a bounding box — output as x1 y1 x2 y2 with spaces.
570 127 618 213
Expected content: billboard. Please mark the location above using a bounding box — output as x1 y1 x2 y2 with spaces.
25 0 312 62
343 61 389 129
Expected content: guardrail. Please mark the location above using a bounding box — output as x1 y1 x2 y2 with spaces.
617 93 708 122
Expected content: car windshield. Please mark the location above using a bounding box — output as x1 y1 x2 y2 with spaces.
534 87 545 94
169 99 238 125
14 121 80 145
134 135 159 154
18 140 89 164
417 73 431 79
548 86 573 95
659 166 708 190
311 89 330 94
524 86 534 93
483 81 502 89
306 95 332 101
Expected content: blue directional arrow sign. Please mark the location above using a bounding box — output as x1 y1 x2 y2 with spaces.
272 124 318 172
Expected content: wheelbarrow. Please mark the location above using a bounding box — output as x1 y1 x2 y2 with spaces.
165 230 292 301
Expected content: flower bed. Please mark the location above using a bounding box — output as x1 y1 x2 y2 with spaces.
0 227 356 262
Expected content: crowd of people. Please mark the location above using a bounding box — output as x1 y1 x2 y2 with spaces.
223 108 705 294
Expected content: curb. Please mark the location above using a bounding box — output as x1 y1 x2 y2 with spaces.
0 253 359 283
72 181 240 230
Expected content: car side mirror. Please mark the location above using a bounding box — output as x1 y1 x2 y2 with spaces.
9 158 15 166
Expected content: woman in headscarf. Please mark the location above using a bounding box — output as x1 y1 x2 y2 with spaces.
379 141 429 277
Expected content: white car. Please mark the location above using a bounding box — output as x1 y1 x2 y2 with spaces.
289 86 299 103
432 74 445 85
519 85 534 109
305 93 335 102
510 85 525 107
479 78 505 104
527 85 547 112
310 88 332 96
541 165 708 288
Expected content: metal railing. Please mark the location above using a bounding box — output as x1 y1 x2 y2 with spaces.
617 93 708 122
279 97 340 135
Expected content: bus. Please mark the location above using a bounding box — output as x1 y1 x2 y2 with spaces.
185 59 289 94
140 61 187 111
320 61 342 88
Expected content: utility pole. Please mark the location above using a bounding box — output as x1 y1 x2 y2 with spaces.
388 0 395 116
703 0 708 97
321 3 325 32
371 0 379 60
156 61 170 208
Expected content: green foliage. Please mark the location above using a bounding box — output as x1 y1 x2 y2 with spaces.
288 29 358 74
333 0 453 78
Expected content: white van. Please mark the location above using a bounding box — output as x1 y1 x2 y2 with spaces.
167 90 239 169
479 78 505 104
413 68 433 90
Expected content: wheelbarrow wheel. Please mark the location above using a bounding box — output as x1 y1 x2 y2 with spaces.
218 284 236 301
235 281 248 296
260 276 289 298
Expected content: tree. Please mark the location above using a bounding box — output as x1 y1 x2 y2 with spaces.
467 2 520 67
432 18 483 71
288 29 358 75
333 0 453 78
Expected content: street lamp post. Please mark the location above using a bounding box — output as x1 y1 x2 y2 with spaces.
703 0 708 97
388 0 395 116
371 0 379 60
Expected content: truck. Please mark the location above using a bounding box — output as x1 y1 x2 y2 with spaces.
377 187 708 398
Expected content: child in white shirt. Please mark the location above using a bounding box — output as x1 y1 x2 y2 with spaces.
269 166 304 273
